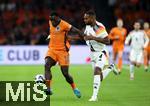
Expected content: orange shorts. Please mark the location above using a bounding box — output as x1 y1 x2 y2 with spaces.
46 49 69 66
148 47 150 56
145 46 150 56
113 46 124 54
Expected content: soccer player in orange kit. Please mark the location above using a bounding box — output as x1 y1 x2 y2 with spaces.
44 11 84 98
143 22 150 72
109 19 127 74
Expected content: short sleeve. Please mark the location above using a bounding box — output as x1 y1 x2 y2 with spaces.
63 20 72 31
96 26 108 38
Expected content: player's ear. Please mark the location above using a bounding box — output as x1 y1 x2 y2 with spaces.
49 16 52 20
90 15 95 20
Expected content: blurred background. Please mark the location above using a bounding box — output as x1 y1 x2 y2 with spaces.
0 2 150 105
0 0 149 45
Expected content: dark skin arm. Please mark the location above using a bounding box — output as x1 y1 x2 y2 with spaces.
69 26 85 39
67 36 81 41
84 35 110 45
45 26 84 41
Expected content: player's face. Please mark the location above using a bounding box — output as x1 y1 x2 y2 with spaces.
134 22 141 30
117 19 123 28
84 14 94 25
49 15 60 27
144 22 149 30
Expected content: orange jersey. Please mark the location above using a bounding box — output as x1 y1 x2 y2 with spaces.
109 27 127 50
145 29 150 47
49 20 72 51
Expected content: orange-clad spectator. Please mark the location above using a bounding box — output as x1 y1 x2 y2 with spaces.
109 19 127 74
143 22 150 71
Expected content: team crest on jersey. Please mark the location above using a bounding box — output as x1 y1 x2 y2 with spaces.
56 26 60 31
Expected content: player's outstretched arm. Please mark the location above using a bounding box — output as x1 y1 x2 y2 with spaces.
67 35 81 41
84 35 110 45
70 26 85 39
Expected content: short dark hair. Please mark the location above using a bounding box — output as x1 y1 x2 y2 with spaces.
85 10 96 17
134 21 141 25
50 11 59 17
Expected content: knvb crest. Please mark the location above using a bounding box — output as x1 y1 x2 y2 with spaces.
56 26 60 31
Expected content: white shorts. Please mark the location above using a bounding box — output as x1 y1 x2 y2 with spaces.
129 49 143 63
91 50 109 70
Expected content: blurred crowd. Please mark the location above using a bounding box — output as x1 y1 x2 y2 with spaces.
0 0 49 45
0 0 92 45
112 0 150 30
0 0 149 45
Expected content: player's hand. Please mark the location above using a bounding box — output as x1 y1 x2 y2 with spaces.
84 35 94 40
46 35 51 40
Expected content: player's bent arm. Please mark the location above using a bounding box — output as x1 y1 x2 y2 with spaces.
108 29 119 40
125 33 132 45
41 32 50 41
84 35 110 45
95 36 110 45
69 26 84 39
67 35 81 41
93 36 110 45
46 35 51 40
109 33 117 40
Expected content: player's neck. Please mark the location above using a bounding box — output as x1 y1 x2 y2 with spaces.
135 29 139 31
117 27 123 30
52 19 61 27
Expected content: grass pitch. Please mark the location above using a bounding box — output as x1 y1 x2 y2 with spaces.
0 65 150 106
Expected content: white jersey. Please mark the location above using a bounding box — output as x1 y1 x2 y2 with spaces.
84 21 109 69
84 21 108 52
125 30 149 51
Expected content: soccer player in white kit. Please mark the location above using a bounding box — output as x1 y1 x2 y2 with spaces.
83 10 119 101
125 21 149 80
